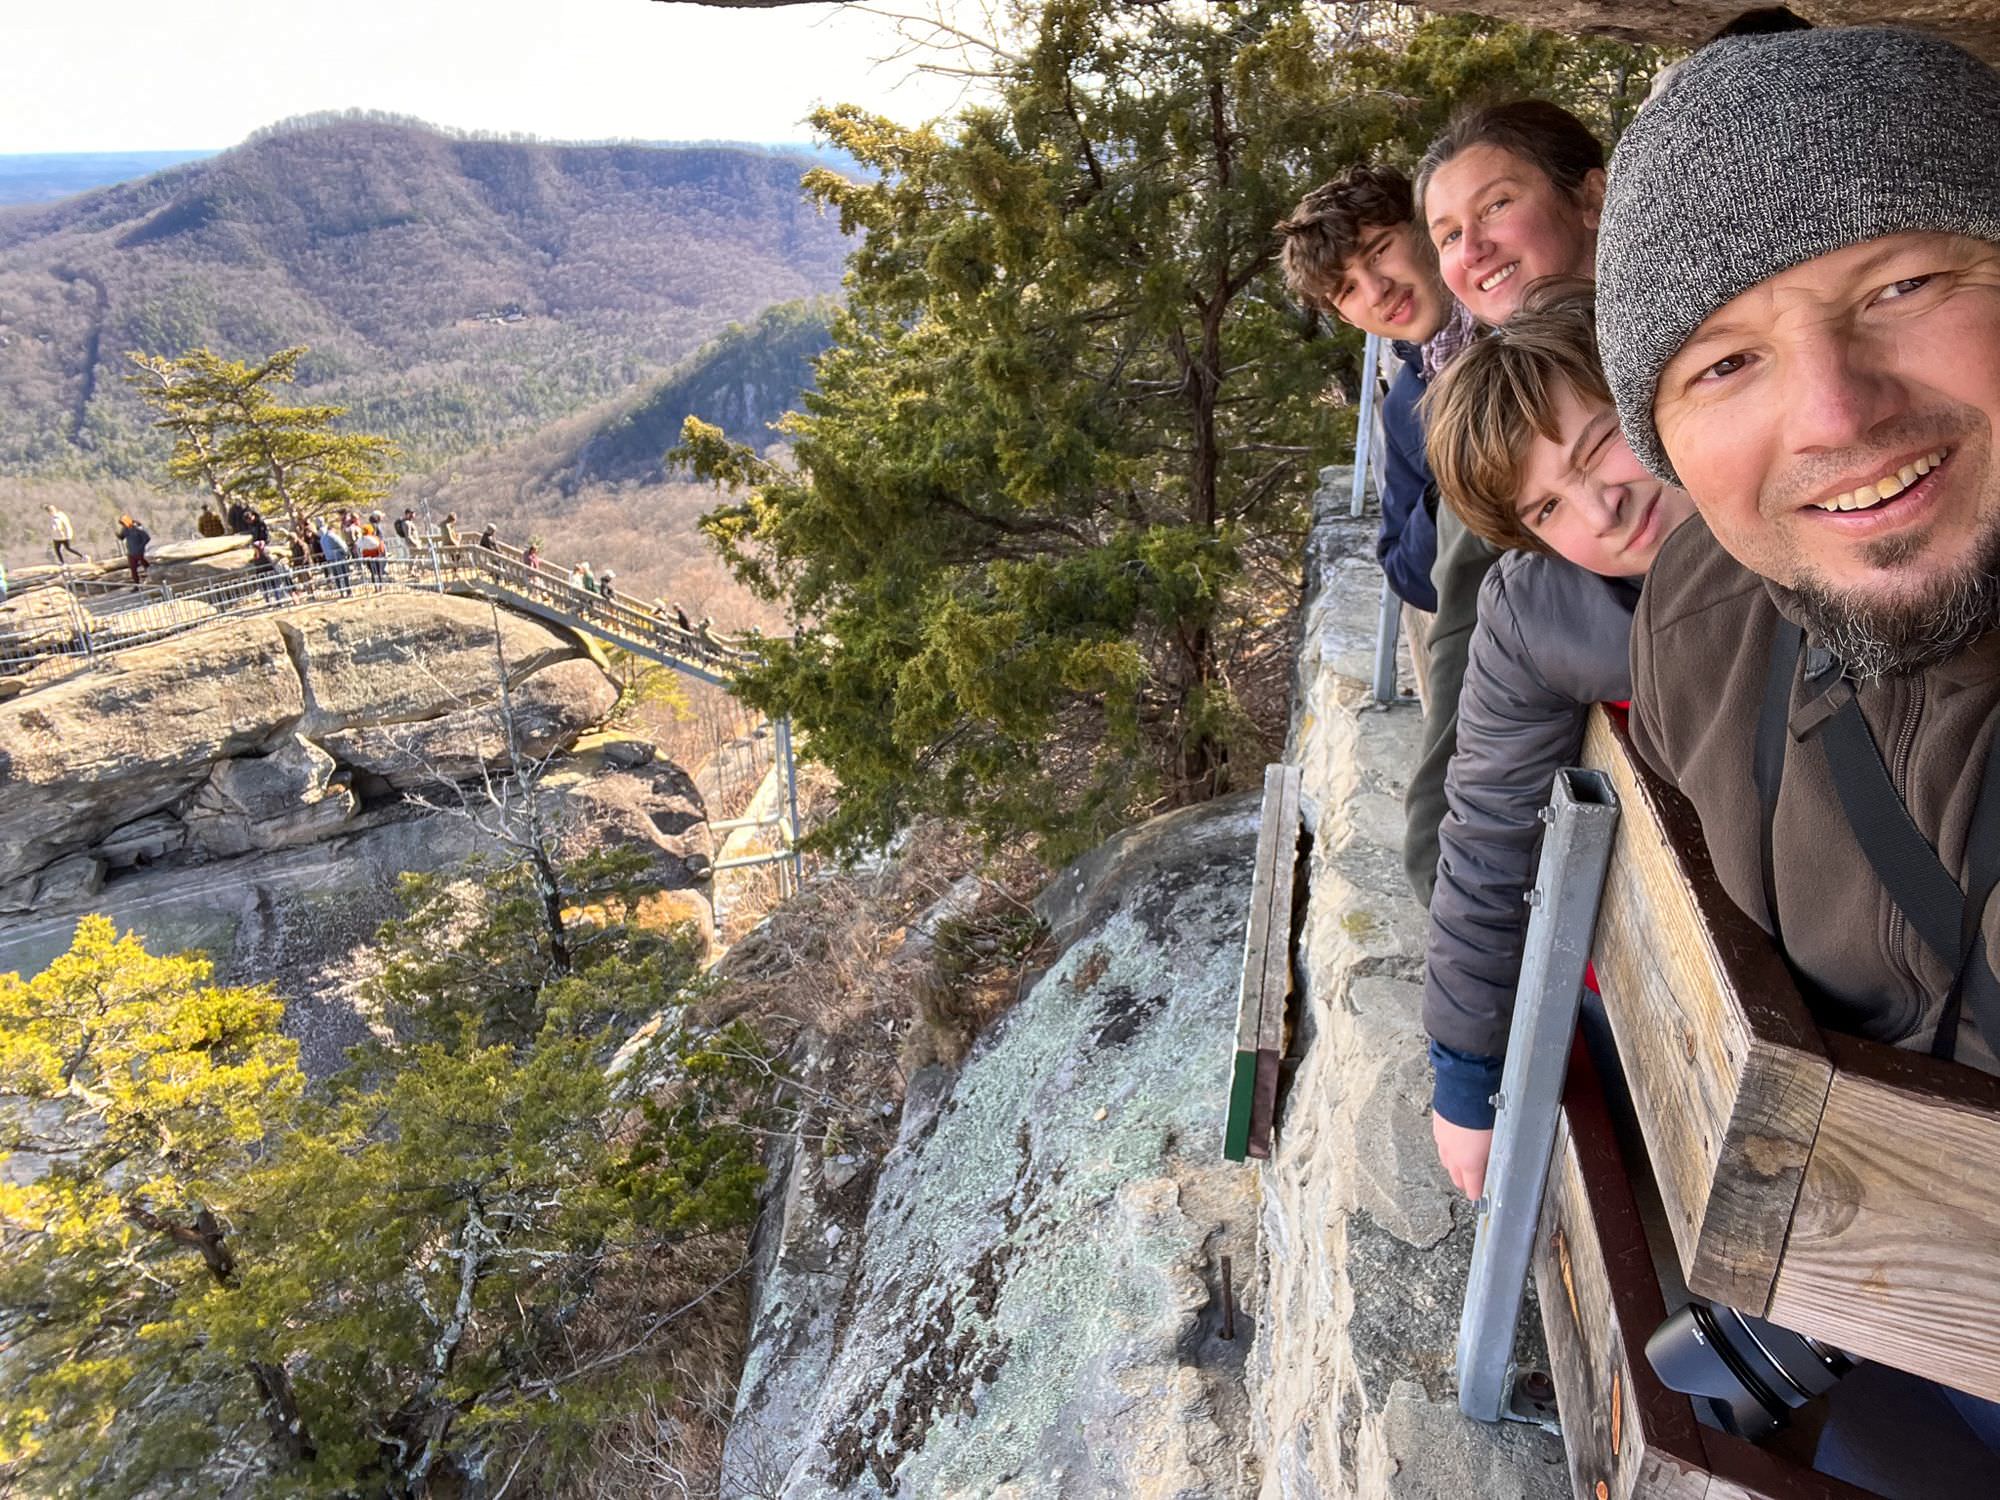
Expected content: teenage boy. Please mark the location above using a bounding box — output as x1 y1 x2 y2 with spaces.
1415 285 1695 1201
1278 164 1472 705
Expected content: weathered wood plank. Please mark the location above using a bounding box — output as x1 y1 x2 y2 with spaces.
1767 1033 2000 1402
1581 711 1832 1312
1536 1039 1713 1500
1536 1038 1877 1500
1248 764 1301 1160
1225 763 1299 1162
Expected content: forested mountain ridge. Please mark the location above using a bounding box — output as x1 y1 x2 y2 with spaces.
565 298 835 487
0 117 851 486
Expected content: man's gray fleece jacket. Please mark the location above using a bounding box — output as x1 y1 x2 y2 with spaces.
1423 550 1639 1062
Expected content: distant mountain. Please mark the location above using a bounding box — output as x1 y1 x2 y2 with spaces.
0 152 220 208
564 298 835 488
0 116 852 485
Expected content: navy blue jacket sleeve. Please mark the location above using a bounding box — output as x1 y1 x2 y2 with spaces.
1429 1041 1504 1130
1375 362 1438 612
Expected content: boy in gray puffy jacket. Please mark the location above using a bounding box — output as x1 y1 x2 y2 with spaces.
1415 287 1696 1200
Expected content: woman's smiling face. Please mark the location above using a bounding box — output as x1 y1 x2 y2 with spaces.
1424 143 1603 325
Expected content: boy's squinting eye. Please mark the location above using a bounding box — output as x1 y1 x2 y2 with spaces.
1877 274 1936 303
1529 495 1560 526
1695 352 1750 384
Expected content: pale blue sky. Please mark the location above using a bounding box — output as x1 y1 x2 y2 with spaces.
3 1 984 153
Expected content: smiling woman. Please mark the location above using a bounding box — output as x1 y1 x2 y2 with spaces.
1415 100 1606 327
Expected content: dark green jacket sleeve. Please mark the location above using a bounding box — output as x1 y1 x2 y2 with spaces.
1403 507 1500 906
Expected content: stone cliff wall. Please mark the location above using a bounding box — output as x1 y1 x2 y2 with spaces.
1246 481 1567 1498
1416 2 2000 61
0 592 614 904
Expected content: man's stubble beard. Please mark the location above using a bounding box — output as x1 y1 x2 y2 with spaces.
1757 409 2000 680
1781 512 2000 681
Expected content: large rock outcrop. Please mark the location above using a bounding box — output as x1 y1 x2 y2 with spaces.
721 794 1265 1499
0 619 306 880
1418 2 2000 60
0 592 615 892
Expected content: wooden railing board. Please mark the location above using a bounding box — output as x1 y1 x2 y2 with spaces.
1536 1040 1714 1500
1581 713 1832 1312
1579 708 2000 1405
1223 763 1301 1163
1767 1033 2000 1402
1536 1038 1883 1500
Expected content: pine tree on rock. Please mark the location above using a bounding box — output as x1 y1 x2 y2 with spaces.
125 345 399 531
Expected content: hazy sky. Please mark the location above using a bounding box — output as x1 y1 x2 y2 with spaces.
2 1 987 153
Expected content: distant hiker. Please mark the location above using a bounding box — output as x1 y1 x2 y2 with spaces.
288 527 313 591
226 499 257 534
390 508 415 571
316 520 353 596
246 508 271 546
522 540 542 572
340 510 364 560
47 506 85 566
599 570 617 607
572 562 598 595
197 504 226 539
673 605 693 634
358 525 388 587
478 525 498 552
115 516 151 585
248 540 289 605
438 512 460 549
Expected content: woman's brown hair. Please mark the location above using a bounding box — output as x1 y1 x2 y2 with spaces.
1414 100 1605 211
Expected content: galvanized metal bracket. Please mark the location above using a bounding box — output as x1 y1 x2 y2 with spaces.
1455 767 1620 1424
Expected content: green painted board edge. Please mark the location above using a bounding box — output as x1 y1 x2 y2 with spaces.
1223 1047 1260 1161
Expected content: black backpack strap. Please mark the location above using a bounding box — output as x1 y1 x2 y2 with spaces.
1935 731 2000 1060
1753 622 1803 949
1757 623 2000 1063
1813 692 1967 972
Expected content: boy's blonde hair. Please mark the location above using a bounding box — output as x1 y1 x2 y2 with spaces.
1422 281 1608 555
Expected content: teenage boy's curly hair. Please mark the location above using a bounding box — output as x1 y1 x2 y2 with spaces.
1276 164 1415 312
1422 280 1607 555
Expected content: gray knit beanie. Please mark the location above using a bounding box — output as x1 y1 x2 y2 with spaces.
1598 27 2000 484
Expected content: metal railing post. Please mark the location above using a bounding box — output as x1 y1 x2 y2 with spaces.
1455 767 1620 1423
1349 331 1383 519
65 580 95 666
778 715 803 883
1366 339 1406 705
1370 577 1401 704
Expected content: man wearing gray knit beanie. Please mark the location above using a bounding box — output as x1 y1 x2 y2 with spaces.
1600 24 2000 1480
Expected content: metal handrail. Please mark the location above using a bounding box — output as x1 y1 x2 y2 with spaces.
0 541 765 682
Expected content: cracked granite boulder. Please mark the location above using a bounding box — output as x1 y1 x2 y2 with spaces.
721 793 1266 1499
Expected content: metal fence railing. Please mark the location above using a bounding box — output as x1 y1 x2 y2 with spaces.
0 539 765 680
1347 332 1411 706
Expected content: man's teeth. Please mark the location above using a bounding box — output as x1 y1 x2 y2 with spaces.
1477 263 1518 294
1811 449 1948 512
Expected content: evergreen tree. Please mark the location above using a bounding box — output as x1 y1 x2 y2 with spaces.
125 346 399 529
681 2 1662 861
0 884 768 1497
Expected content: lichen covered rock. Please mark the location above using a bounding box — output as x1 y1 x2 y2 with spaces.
722 794 1265 1499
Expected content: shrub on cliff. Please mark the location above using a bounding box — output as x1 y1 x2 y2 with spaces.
0 886 769 1496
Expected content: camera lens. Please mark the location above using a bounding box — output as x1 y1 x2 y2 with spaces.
1645 1301 1853 1442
